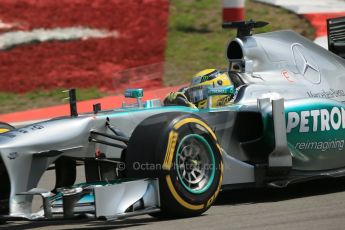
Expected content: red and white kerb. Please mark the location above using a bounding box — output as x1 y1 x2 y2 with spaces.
222 0 245 23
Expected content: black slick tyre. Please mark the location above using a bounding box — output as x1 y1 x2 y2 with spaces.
125 113 223 218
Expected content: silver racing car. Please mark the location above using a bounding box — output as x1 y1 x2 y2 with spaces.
1 17 345 222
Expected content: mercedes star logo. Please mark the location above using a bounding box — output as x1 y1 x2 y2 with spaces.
292 43 321 84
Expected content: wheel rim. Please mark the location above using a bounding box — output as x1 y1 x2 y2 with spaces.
175 134 215 194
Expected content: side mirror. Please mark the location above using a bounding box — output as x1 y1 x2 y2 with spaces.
124 88 143 98
124 88 144 107
207 86 235 108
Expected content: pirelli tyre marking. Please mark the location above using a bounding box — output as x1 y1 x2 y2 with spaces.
166 175 205 210
207 162 223 207
174 118 218 141
163 117 223 211
163 131 178 171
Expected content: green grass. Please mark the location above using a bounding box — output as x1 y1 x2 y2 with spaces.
0 0 315 114
164 0 315 85
0 88 108 113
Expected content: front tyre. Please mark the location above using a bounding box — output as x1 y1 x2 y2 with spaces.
125 113 223 218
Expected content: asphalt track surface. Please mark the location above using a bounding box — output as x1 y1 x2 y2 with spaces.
2 168 345 230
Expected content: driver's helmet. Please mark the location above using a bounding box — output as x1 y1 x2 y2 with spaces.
186 69 233 108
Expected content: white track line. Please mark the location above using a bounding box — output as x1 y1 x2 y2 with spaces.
0 27 118 50
257 0 345 14
256 0 345 48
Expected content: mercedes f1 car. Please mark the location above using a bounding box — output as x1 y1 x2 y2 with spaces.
1 17 345 221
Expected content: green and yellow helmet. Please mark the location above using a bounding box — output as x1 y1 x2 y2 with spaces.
186 69 233 109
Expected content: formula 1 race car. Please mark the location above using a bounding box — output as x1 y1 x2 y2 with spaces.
1 17 345 222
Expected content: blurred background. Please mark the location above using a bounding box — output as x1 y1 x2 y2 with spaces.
0 0 324 114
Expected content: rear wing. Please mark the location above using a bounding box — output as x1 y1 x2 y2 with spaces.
327 16 345 59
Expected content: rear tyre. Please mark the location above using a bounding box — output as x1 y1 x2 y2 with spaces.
125 113 223 218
